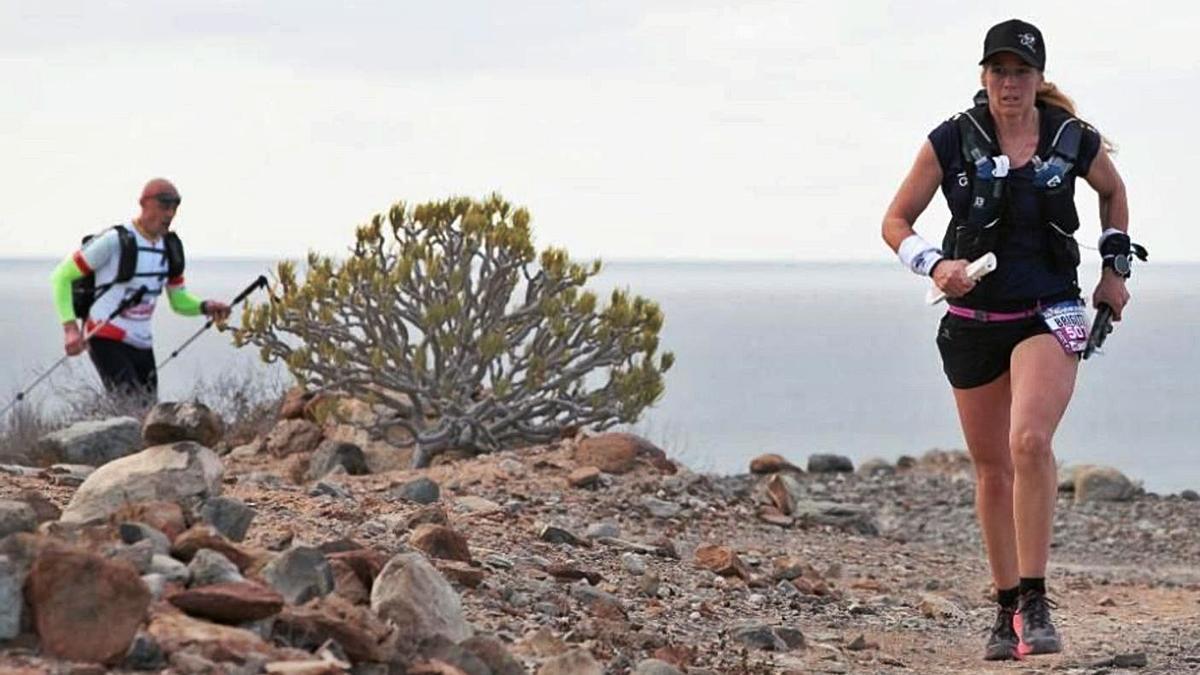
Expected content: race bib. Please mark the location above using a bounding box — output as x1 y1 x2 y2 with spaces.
1040 300 1088 354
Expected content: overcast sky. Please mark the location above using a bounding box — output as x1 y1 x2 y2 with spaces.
1 1 1196 261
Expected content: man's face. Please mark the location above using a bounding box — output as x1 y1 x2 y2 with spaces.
139 192 181 236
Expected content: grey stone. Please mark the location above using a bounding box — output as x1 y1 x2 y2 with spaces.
107 539 155 574
585 522 620 539
149 554 190 584
60 441 224 524
0 500 37 539
0 555 21 639
539 525 585 546
731 622 788 651
187 548 244 587
309 480 354 499
199 496 256 542
122 631 167 671
857 458 895 477
807 453 854 473
621 552 647 576
791 500 879 535
261 545 334 604
634 659 684 675
1182 489 1200 502
307 440 369 480
640 496 682 519
141 573 168 600
370 552 472 643
1074 466 1137 503
142 402 225 448
393 477 441 505
35 416 142 466
44 463 94 486
119 522 172 556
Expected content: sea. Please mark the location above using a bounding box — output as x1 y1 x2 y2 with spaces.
2 258 1197 493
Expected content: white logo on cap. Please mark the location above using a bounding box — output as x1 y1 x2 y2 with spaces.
1019 32 1037 53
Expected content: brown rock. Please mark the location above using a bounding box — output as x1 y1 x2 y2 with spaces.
279 387 312 420
330 558 371 605
653 644 696 669
750 453 802 474
407 505 451 529
326 548 385 593
16 490 62 523
266 419 323 458
264 661 345 675
410 524 472 563
302 394 341 426
112 501 189 542
757 505 793 527
142 402 225 448
147 606 283 662
434 560 486 589
567 466 602 488
693 544 751 580
171 525 262 572
459 634 527 675
283 454 312 484
546 564 602 585
765 473 801 515
167 581 284 623
274 595 394 663
574 433 662 475
28 543 151 664
407 661 470 675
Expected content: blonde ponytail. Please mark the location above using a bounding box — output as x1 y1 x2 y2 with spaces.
1038 80 1117 154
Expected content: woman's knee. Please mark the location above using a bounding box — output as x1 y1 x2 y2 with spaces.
1010 428 1054 466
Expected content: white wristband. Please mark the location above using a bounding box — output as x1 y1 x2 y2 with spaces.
898 233 944 277
1098 227 1126 249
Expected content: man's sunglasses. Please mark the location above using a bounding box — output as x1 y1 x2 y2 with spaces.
149 193 182 207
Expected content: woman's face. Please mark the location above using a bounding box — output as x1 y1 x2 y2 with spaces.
981 52 1042 114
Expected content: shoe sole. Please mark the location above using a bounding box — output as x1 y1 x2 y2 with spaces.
984 642 1020 661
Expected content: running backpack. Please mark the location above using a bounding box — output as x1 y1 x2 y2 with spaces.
70 225 185 318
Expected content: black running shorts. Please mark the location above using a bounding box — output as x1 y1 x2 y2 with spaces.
935 313 1052 389
88 337 157 398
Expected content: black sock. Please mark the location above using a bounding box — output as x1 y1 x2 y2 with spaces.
1019 577 1046 596
997 585 1019 609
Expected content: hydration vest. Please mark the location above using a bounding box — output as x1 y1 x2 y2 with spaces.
71 225 185 318
941 90 1088 276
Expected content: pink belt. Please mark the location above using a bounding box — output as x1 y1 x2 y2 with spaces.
947 305 1039 322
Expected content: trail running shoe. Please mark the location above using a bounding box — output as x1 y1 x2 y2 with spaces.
1014 590 1062 655
984 605 1019 661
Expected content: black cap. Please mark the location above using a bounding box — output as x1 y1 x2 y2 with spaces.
980 19 1045 71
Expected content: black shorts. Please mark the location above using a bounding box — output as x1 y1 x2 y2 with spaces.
935 313 1051 389
88 337 157 398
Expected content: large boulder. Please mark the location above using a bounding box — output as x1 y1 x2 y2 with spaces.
27 543 152 664
574 433 663 475
749 453 803 474
35 417 141 466
142 402 225 448
807 454 854 473
1075 466 1137 503
306 440 369 480
60 442 224 524
370 552 472 643
0 500 37 539
265 419 323 458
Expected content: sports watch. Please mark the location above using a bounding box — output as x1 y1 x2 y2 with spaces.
1104 254 1131 279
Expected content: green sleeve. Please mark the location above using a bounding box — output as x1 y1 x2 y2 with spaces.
50 258 85 322
167 286 205 316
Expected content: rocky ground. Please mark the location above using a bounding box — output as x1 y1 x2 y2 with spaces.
1 394 1199 674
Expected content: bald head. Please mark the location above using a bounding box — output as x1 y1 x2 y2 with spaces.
134 177 182 240
140 178 180 202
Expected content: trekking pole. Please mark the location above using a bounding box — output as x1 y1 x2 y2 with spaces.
1082 242 1149 360
1 285 149 417
156 275 269 372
